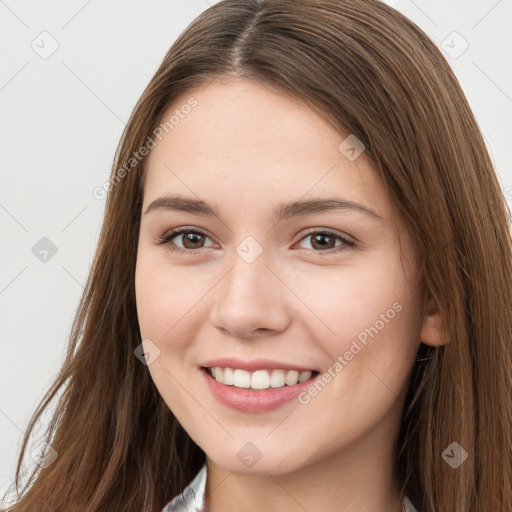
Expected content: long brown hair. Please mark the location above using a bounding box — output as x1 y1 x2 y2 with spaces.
4 1 512 510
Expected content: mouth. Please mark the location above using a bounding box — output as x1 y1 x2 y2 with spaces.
201 366 320 391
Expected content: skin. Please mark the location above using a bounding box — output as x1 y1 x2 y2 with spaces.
135 77 448 512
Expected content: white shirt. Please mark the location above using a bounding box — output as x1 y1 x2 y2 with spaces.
161 463 420 512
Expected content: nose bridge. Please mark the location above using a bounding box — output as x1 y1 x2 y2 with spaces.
211 240 291 337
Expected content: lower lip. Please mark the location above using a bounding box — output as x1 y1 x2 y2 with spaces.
200 367 318 413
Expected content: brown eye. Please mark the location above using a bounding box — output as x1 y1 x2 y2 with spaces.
296 229 355 254
309 232 337 250
176 231 206 249
157 227 216 255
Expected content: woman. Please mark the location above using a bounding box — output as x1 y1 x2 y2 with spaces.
4 1 512 511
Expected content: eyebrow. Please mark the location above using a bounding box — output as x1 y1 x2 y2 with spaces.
143 195 384 222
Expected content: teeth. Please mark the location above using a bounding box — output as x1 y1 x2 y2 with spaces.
223 367 234 385
298 371 312 383
270 369 285 388
207 367 314 390
284 370 299 385
212 367 223 383
251 369 270 389
233 369 251 388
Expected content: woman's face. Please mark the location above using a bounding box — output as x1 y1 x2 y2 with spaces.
135 77 425 475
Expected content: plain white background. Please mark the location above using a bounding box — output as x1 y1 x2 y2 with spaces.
1 0 511 501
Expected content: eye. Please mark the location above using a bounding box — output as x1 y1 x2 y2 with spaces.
156 226 355 256
295 228 355 254
156 227 216 255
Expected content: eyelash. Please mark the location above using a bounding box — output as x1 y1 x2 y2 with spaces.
156 226 355 256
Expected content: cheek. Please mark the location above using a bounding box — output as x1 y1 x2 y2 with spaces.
293 261 420 402
135 260 209 422
135 258 210 344
292 263 410 349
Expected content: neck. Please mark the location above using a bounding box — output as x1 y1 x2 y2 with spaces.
204 403 405 512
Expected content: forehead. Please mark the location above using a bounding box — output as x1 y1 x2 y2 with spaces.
142 78 392 221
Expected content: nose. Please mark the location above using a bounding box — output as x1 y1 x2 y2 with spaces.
210 248 292 339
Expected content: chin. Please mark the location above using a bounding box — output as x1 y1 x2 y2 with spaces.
207 448 307 476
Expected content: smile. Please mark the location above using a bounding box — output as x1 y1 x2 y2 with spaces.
201 366 321 413
204 366 319 390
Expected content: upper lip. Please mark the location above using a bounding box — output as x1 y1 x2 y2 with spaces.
200 357 319 373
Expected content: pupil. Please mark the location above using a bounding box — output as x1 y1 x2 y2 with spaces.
183 232 203 248
314 234 333 249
